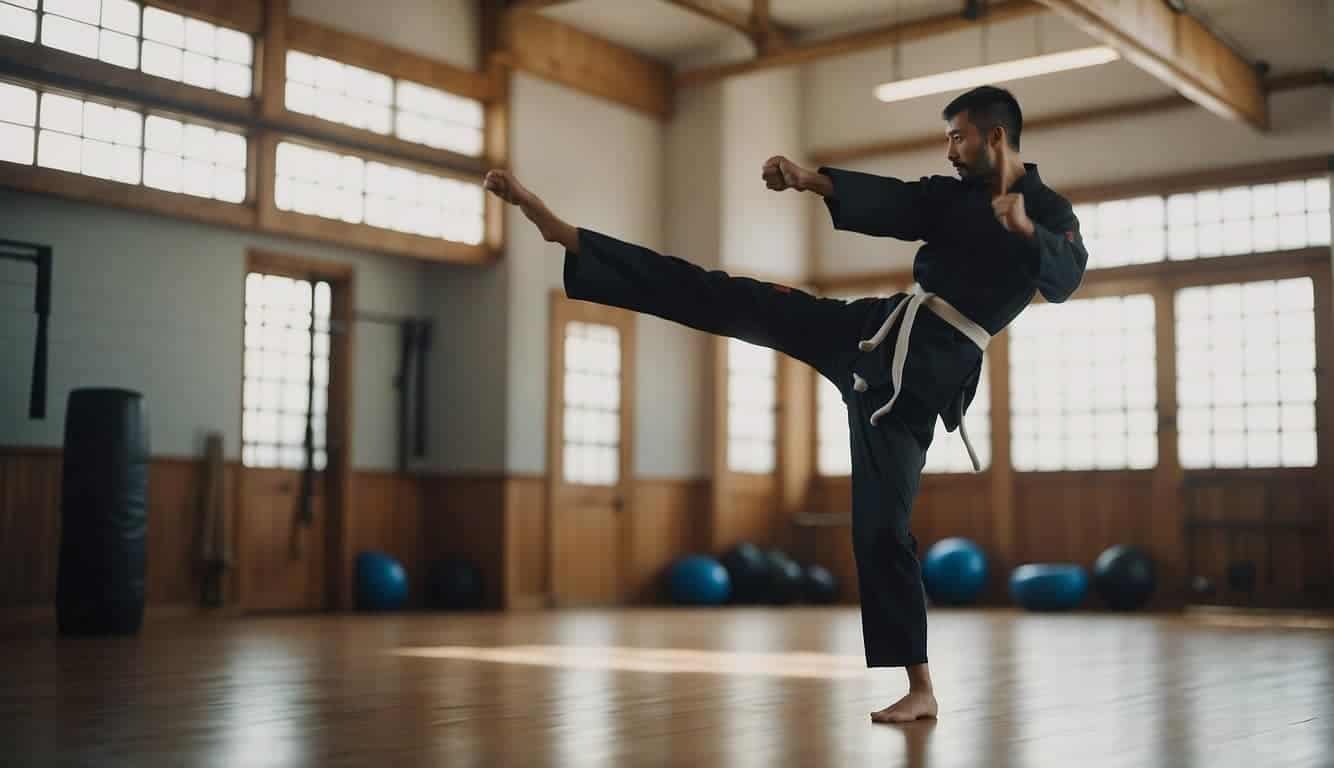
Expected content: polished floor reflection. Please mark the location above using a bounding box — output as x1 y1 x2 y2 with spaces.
3 608 1332 767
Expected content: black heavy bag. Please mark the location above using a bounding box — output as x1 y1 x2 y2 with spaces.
57 388 149 635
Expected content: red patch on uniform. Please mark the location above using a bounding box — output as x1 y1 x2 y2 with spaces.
771 283 792 293
1064 230 1076 242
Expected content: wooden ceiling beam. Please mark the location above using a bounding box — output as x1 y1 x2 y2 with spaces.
496 9 673 120
1033 0 1267 130
659 0 793 53
676 0 1043 88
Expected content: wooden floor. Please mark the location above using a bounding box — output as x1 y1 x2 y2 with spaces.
3 608 1333 767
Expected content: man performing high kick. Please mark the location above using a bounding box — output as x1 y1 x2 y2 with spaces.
483 86 1087 723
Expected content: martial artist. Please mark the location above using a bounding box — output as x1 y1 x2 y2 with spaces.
483 85 1087 723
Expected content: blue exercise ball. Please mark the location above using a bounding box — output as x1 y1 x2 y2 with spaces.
922 537 988 605
1009 563 1088 611
668 555 731 605
356 551 408 611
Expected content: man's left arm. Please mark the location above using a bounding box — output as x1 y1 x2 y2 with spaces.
994 192 1088 303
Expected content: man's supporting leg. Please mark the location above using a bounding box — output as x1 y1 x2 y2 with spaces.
850 393 939 723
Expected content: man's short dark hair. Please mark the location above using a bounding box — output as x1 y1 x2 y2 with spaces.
942 86 1023 151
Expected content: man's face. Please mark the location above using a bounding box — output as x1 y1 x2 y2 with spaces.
945 111 994 180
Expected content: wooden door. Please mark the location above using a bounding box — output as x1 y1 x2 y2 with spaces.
238 251 353 613
547 292 635 607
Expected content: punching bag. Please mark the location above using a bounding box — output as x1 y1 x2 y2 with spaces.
57 388 149 635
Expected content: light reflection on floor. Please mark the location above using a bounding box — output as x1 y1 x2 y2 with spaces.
391 645 870 679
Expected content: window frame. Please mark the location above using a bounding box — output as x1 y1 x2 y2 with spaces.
0 0 502 264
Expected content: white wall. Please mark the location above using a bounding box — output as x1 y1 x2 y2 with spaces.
504 74 678 477
0 191 431 470
720 68 807 280
289 0 478 70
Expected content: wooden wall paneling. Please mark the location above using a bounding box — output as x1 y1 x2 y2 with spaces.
503 474 546 609
0 449 62 609
627 477 710 603
420 474 508 610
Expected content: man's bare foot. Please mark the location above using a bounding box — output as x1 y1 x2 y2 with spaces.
483 170 577 250
870 689 938 724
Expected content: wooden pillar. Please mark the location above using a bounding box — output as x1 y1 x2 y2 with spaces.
1150 283 1185 609
987 331 1016 599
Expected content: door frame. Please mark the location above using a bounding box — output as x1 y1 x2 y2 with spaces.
545 289 636 607
237 249 356 613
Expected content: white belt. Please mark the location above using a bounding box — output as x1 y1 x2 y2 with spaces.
851 285 991 472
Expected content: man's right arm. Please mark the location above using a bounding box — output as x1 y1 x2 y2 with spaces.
764 156 937 242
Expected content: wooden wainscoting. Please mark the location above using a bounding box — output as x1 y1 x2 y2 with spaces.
0 447 242 618
629 477 711 603
2 448 721 618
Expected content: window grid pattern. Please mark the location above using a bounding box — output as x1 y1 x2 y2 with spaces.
1010 294 1158 471
924 363 991 473
0 1 39 44
286 50 484 157
10 1 253 97
242 274 330 470
1176 278 1317 469
1075 177 1330 269
562 321 620 486
274 140 484 245
0 81 248 202
727 338 777 474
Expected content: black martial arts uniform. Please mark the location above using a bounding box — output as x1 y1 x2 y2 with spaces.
561 162 1087 667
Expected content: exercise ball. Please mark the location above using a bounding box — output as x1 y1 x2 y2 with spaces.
356 551 408 611
765 550 804 605
922 537 988 606
426 557 485 610
802 564 839 604
1092 545 1156 610
668 555 731 605
1009 564 1088 611
720 542 770 603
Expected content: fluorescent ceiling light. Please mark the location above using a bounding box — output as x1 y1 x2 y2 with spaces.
875 46 1120 103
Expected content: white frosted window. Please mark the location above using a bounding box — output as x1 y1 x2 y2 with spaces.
285 51 484 157
243 274 331 470
36 91 140 184
1076 196 1164 268
394 80 484 156
924 362 991 473
0 81 37 165
0 1 39 43
1010 294 1158 471
141 6 253 97
1176 278 1317 469
275 140 484 245
28 1 254 96
1082 177 1329 269
562 321 621 486
285 50 393 134
143 115 247 202
727 338 777 474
